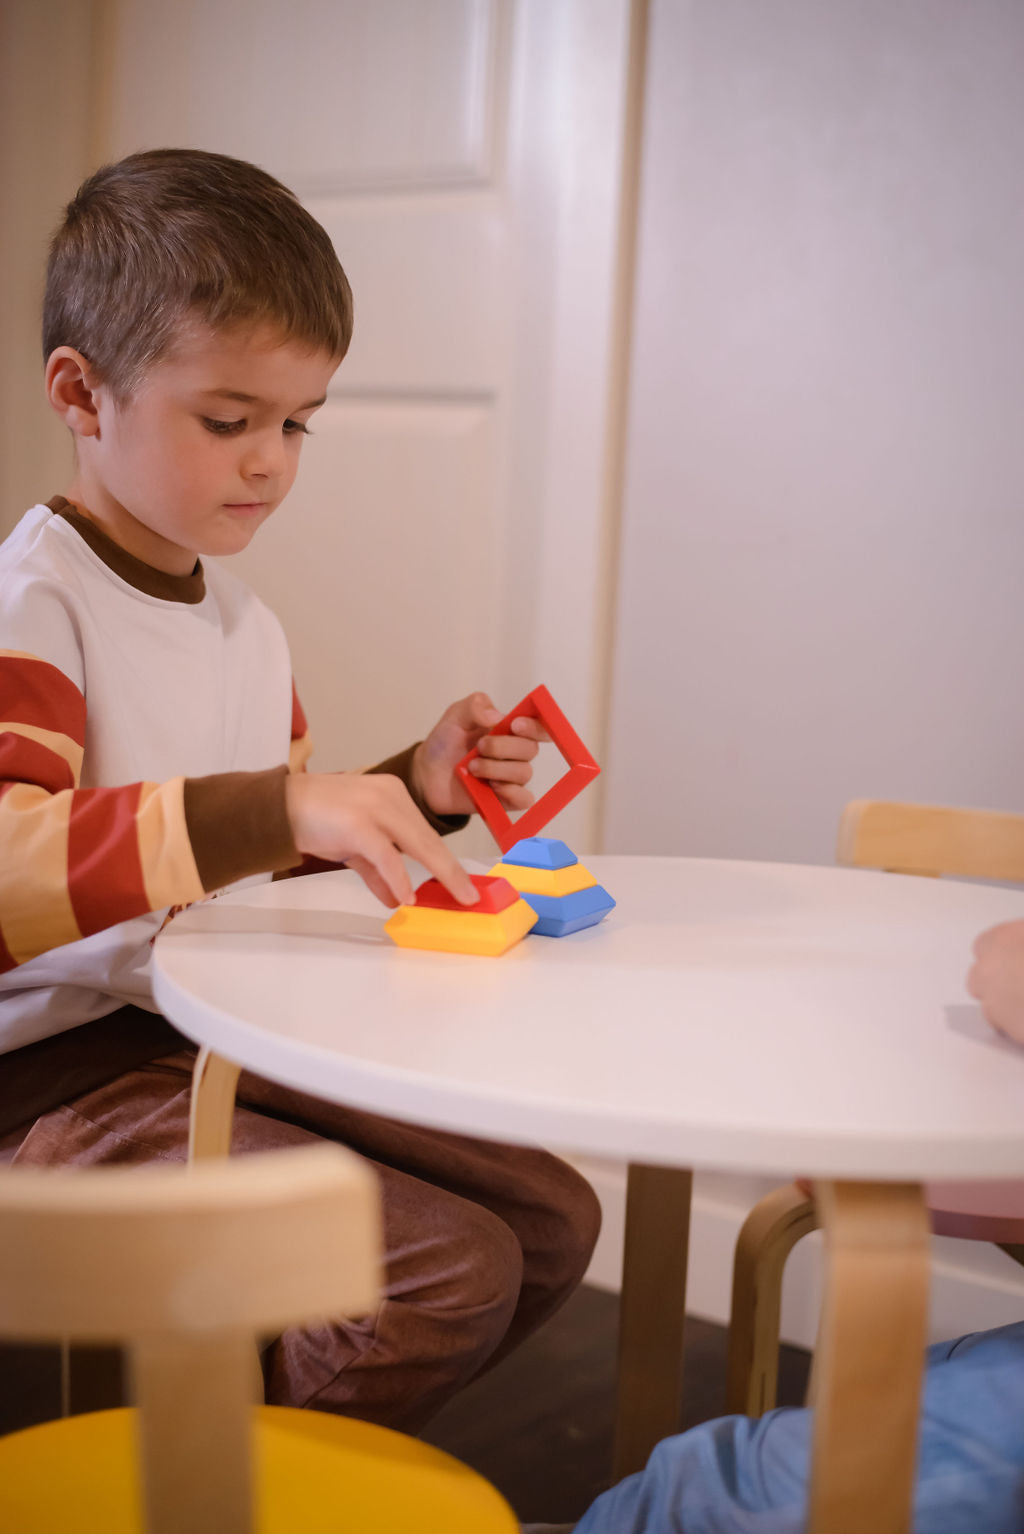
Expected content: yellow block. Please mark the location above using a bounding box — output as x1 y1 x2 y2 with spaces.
385 898 538 956
486 860 597 898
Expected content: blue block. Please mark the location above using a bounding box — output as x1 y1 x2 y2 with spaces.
502 836 578 870
522 883 616 937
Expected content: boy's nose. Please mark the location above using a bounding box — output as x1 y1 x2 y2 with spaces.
242 434 286 480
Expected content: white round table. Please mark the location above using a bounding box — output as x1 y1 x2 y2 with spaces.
153 856 1024 1532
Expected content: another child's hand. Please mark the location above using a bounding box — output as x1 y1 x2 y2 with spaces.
412 692 546 819
967 920 1024 1045
285 771 478 908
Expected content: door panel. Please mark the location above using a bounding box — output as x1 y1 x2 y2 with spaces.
102 0 502 192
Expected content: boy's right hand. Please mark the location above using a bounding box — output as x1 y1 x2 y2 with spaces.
285 772 479 910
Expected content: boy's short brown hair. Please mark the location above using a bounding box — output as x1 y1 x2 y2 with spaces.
43 148 353 398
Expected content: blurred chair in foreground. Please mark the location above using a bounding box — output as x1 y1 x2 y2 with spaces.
0 1142 517 1534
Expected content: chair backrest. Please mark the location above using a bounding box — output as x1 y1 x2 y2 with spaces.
836 799 1024 881
0 1144 381 1534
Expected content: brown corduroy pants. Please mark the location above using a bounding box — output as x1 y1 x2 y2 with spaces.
11 1046 601 1432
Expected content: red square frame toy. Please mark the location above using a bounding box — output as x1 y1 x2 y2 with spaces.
455 684 600 852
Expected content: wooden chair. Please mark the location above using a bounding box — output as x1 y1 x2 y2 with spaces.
0 1144 517 1534
726 799 1024 1419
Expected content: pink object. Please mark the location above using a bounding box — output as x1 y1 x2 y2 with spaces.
796 1176 1024 1244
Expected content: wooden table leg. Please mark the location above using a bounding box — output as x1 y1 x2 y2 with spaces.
809 1180 930 1534
613 1163 693 1480
188 1047 242 1164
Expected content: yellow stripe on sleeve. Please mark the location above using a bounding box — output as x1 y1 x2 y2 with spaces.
135 778 206 911
0 784 82 963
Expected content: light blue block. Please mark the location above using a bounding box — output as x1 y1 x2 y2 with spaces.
502 836 578 870
522 883 616 937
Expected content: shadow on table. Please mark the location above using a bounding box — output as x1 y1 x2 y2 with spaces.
162 904 390 945
944 1003 1022 1057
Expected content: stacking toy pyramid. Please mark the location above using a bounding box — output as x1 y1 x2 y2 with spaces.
488 837 615 937
384 873 538 956
384 684 613 955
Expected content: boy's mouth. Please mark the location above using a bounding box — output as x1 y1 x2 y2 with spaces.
223 502 267 515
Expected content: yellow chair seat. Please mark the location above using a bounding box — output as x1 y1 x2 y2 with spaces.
0 1404 518 1533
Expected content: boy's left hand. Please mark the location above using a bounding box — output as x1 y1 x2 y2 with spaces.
412 692 546 819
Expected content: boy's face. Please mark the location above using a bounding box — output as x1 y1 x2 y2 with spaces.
74 320 338 575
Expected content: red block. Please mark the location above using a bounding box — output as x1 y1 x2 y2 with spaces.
455 684 601 853
413 873 520 914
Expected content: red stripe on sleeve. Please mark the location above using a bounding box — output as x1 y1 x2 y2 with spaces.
291 683 308 742
0 730 76 794
0 656 86 743
67 783 149 937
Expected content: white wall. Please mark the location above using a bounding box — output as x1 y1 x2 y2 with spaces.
603 0 1024 865
591 0 1024 1339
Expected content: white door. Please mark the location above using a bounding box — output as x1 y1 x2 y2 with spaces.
63 0 641 857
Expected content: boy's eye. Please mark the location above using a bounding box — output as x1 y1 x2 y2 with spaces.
202 417 245 435
200 416 312 436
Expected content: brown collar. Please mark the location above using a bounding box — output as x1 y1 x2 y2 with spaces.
47 496 207 605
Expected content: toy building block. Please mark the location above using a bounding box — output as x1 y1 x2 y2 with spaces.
495 834 615 938
455 685 600 853
517 883 616 938
384 874 538 956
412 874 519 913
487 859 597 899
386 901 537 956
501 836 578 870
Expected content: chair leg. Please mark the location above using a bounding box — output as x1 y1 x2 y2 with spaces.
188 1047 241 1163
186 1048 265 1404
808 1180 929 1534
726 1183 818 1416
134 1331 255 1534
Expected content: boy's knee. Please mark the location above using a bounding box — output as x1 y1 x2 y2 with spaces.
531 1161 602 1291
426 1200 525 1340
469 1204 526 1312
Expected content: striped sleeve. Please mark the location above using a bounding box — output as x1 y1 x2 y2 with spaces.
0 651 298 974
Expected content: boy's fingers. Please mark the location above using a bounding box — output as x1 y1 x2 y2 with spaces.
495 785 534 811
359 831 417 907
348 854 402 909
475 733 539 762
509 716 548 742
420 847 479 905
467 757 532 786
384 805 478 905
449 691 502 733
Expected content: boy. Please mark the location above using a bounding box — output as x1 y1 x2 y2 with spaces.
0 147 600 1430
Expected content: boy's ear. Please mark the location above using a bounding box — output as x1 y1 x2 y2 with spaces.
45 348 105 438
